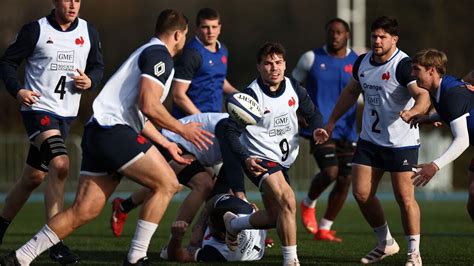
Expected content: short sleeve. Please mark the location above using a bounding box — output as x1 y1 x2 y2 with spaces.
395 57 416 87
352 54 366 82
138 45 173 87
173 48 202 82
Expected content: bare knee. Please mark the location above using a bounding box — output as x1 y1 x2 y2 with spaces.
70 200 102 226
334 175 351 193
49 156 69 180
353 188 372 205
278 190 297 215
22 169 47 190
321 166 338 182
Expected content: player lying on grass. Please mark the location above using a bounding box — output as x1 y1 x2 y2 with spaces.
111 113 228 245
163 193 267 262
410 49 474 220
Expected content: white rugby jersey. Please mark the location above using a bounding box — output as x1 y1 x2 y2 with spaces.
357 49 420 147
162 113 228 166
241 77 300 167
200 215 266 261
92 37 174 132
22 17 91 118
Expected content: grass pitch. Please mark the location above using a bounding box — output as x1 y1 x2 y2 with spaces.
0 198 472 265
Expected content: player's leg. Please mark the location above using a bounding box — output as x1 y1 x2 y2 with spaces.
301 140 338 235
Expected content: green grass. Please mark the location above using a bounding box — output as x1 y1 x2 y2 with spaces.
0 199 473 265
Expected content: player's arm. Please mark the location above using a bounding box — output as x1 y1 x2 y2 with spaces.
138 47 213 150
0 22 41 104
326 78 361 136
74 22 104 91
188 194 220 247
168 221 199 262
463 70 474 84
223 78 239 94
172 49 202 115
291 50 315 84
291 79 328 144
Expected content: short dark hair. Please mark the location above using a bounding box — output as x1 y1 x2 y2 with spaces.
155 9 188 35
256 42 286 63
412 49 448 75
370 16 399 36
325 18 351 33
196 8 220 26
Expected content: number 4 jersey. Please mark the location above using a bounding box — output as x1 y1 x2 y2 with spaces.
22 17 91 118
354 49 420 148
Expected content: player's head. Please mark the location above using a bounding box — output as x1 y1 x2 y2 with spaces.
370 16 399 57
52 0 81 25
411 49 447 90
155 9 189 56
325 18 351 52
195 8 221 46
256 42 287 87
208 207 232 240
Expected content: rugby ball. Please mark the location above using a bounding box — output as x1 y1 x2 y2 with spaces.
226 93 262 125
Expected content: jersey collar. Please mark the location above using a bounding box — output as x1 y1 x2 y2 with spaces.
47 9 79 32
256 77 286 98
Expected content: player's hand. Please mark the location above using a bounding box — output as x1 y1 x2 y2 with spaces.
244 157 267 177
16 89 41 107
163 142 193 165
324 122 335 139
409 114 430 128
72 69 92 90
411 162 439 187
313 128 329 144
171 221 189 240
180 122 214 151
400 109 417 124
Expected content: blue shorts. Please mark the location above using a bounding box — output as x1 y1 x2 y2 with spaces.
246 159 290 190
21 112 73 171
80 122 152 176
352 138 418 172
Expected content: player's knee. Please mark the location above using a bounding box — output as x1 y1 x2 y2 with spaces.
352 189 371 204
393 191 416 207
40 135 68 169
335 175 351 192
71 200 103 225
279 190 296 215
49 156 69 180
321 167 338 181
22 170 47 189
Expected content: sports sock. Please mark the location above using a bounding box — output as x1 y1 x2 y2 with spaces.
406 234 420 254
373 223 393 245
0 216 11 244
230 214 254 231
121 197 137 213
281 245 299 265
16 225 60 265
303 196 317 208
319 218 334 230
127 219 158 263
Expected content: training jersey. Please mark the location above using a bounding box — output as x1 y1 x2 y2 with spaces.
162 113 228 166
354 49 419 148
235 77 322 168
92 37 174 132
294 46 358 141
172 37 229 118
196 194 266 262
432 75 474 144
0 11 104 119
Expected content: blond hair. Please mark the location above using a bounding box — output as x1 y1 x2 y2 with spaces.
412 49 448 75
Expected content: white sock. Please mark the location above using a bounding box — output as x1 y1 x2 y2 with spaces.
319 218 334 230
127 220 158 263
303 196 317 208
373 223 393 245
230 214 253 231
406 234 420 254
281 245 299 265
16 225 60 265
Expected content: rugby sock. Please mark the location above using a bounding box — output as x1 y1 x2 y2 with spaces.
373 223 393 245
319 218 334 230
303 196 317 208
16 225 60 265
230 215 254 231
0 216 11 244
127 219 158 263
406 234 420 254
281 245 299 265
121 197 137 213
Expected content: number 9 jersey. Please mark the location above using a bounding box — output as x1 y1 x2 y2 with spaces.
22 17 91 118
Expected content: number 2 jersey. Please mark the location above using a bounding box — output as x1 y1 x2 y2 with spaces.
0 11 104 118
354 49 420 148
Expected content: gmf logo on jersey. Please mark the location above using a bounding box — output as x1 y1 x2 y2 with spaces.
344 64 353 73
381 71 390 81
154 62 165 77
221 55 227 64
75 36 84 47
288 97 296 107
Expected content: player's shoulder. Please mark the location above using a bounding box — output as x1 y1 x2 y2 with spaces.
141 45 172 62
